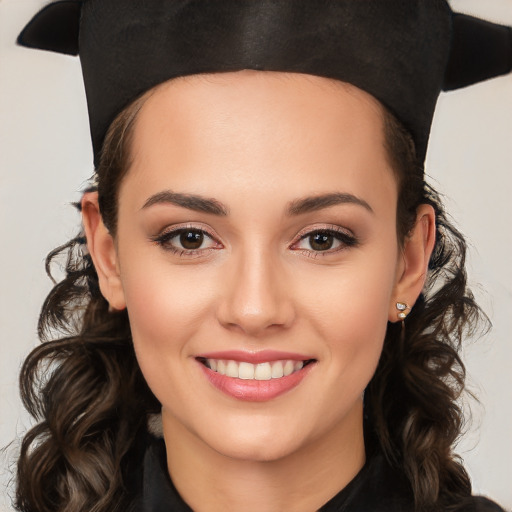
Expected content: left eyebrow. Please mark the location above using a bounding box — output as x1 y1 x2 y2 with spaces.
286 193 374 216
141 190 229 216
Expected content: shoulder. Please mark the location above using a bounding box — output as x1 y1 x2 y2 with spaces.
127 435 507 512
452 496 507 512
125 433 194 512
320 450 507 512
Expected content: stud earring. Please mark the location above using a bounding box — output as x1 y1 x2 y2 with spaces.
396 301 411 321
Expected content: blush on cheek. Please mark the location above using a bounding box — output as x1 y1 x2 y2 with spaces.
304 275 391 339
121 267 219 401
123 260 216 334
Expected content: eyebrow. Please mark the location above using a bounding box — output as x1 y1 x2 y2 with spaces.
286 193 374 216
141 191 228 216
141 190 372 217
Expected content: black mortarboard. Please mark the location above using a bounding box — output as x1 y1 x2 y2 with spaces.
18 0 512 168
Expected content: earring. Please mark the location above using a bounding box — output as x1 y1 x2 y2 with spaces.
396 301 411 321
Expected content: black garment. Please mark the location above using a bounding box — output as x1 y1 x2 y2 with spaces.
130 436 505 512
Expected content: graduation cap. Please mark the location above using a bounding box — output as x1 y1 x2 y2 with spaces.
18 0 512 168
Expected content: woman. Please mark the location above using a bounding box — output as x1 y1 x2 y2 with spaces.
11 1 511 511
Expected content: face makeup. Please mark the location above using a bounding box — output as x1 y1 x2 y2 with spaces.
113 71 400 464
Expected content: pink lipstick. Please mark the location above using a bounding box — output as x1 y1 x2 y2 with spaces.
196 350 316 401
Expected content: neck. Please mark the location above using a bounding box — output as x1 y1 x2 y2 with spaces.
162 402 366 512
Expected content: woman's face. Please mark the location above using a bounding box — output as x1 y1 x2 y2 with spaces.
113 71 402 461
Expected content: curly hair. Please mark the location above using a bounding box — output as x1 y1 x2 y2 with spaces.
15 88 487 512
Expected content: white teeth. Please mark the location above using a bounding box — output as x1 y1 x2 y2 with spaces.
283 360 295 376
271 361 284 378
226 360 239 378
254 363 272 381
217 360 226 374
205 358 308 380
238 361 255 380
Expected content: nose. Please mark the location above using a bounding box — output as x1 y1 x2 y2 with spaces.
216 248 295 337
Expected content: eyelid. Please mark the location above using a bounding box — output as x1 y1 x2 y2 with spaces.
289 223 358 254
154 222 218 239
150 222 223 254
292 223 356 243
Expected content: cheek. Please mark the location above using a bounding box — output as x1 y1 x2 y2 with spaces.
298 247 397 332
295 244 398 386
119 256 219 377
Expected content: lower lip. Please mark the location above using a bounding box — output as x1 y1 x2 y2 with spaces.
198 361 315 402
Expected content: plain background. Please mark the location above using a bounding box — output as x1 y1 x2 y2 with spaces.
1 0 511 510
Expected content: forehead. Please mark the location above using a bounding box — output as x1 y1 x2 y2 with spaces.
139 70 385 131
123 70 396 211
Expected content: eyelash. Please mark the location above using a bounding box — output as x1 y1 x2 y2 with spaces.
290 226 359 257
151 225 221 257
151 225 358 257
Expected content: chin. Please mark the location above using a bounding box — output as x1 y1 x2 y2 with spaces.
210 430 304 463
180 410 309 463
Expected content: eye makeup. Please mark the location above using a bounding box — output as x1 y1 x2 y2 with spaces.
150 223 223 257
149 220 359 260
290 224 359 258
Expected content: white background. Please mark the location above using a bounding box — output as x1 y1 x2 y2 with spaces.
1 0 511 510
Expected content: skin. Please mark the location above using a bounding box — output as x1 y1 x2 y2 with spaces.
82 71 435 512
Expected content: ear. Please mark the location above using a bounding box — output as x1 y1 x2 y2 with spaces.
389 204 436 322
81 192 126 310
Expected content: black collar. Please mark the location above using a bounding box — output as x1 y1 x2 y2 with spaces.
135 436 415 512
131 436 504 512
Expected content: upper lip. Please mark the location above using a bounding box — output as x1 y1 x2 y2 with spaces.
195 350 315 364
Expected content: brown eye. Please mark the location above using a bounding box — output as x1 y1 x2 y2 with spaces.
309 232 334 251
153 227 220 254
291 228 358 255
180 230 204 249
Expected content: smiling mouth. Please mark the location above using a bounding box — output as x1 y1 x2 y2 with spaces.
196 358 316 381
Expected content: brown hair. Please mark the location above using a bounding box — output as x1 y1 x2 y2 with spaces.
370 111 486 511
15 89 486 512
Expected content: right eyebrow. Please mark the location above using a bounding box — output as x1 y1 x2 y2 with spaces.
286 192 374 216
141 190 229 216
